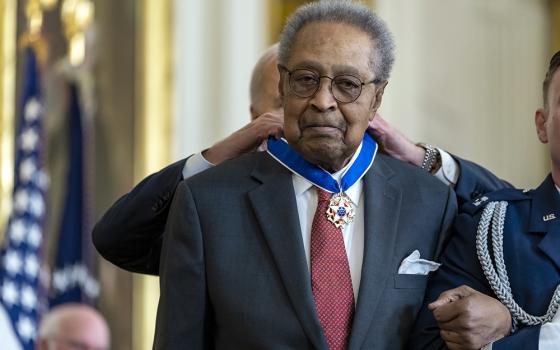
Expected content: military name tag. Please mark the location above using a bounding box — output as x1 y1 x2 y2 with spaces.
326 192 355 229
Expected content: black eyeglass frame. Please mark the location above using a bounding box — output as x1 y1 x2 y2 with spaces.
279 65 382 103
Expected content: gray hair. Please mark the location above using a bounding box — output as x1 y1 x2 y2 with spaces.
278 0 395 81
250 43 279 105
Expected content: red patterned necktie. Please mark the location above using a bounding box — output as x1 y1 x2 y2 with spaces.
311 187 355 350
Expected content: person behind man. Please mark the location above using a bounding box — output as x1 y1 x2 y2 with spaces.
405 51 560 349
153 2 456 349
92 44 283 275
36 304 110 350
369 115 514 348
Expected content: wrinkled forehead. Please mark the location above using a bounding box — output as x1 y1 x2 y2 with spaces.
287 21 375 77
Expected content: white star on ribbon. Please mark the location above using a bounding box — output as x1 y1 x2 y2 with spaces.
27 224 42 248
24 255 39 279
4 251 23 275
29 191 45 218
19 158 36 183
53 271 69 292
1 280 19 306
17 315 36 341
20 128 39 152
14 189 29 213
24 98 42 122
74 265 87 284
20 285 37 311
84 273 101 299
9 219 27 244
36 171 49 190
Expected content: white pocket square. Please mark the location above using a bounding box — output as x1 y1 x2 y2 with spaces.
398 250 441 275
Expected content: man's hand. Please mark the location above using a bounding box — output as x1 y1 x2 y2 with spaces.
202 112 283 164
367 113 425 167
429 285 512 350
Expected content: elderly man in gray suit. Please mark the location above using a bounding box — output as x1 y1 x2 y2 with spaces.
153 2 456 349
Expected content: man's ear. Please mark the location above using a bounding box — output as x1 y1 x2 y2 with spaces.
535 108 548 144
277 65 285 98
250 105 258 120
369 80 388 121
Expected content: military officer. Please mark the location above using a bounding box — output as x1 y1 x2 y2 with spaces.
408 50 560 350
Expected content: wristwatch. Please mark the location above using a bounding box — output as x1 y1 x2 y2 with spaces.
417 143 441 173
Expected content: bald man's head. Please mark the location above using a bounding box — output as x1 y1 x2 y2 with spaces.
37 304 110 350
249 43 282 119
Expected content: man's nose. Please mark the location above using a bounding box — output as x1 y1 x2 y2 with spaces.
310 78 337 112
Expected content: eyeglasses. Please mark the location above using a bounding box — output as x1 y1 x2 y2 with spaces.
280 65 381 103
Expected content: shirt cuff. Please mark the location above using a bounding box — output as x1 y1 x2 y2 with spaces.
539 309 560 350
182 152 215 179
433 148 460 187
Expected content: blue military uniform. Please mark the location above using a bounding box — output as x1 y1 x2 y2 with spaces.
410 174 560 349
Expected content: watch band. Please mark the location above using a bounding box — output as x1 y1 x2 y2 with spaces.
417 143 439 173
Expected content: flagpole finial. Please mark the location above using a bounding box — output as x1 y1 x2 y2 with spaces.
23 0 58 37
39 0 58 10
19 0 57 67
60 0 95 66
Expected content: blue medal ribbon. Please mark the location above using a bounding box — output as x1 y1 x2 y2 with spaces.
267 133 378 193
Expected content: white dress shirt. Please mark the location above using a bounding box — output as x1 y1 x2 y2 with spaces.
433 147 459 186
182 152 214 179
292 143 365 302
539 304 560 350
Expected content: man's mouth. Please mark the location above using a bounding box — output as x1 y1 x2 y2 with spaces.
302 124 343 135
302 125 338 133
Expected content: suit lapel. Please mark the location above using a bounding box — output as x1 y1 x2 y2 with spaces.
247 154 327 349
348 156 402 350
529 175 560 271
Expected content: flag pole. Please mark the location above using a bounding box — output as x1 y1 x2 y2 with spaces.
0 0 18 243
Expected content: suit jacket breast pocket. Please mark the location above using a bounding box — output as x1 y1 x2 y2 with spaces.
394 274 429 289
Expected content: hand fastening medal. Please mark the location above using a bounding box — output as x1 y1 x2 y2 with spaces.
267 133 378 229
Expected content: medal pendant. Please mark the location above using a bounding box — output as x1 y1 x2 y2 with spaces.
326 192 355 229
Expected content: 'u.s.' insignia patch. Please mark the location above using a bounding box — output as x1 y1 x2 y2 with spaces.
473 196 489 207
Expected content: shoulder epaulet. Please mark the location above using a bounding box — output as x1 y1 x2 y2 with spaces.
461 187 531 215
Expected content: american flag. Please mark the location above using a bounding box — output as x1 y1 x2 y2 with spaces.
49 79 99 306
0 47 48 350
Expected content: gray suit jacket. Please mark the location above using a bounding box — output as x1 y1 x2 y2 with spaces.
153 152 457 350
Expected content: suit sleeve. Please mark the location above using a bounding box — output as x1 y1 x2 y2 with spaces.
433 185 458 260
453 156 513 207
153 181 213 350
92 159 186 275
491 327 540 349
408 212 540 350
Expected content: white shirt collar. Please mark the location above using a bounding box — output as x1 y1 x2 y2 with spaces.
292 142 364 206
